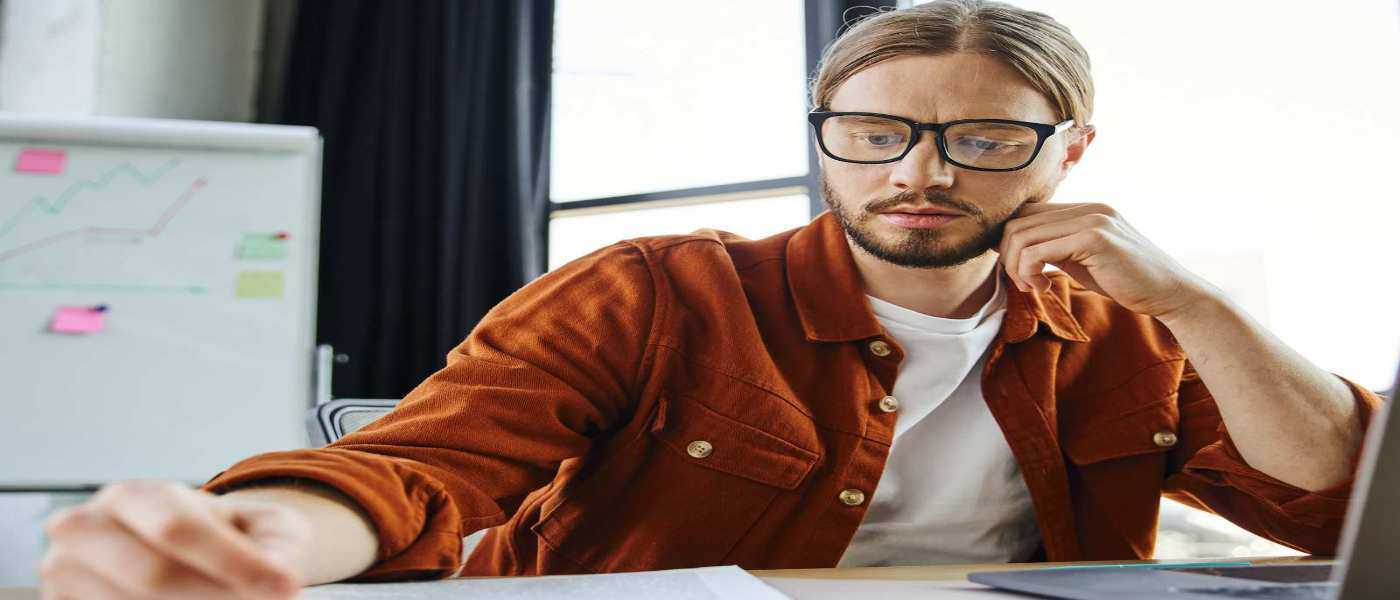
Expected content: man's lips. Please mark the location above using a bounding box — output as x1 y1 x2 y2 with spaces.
879 205 964 216
879 211 962 229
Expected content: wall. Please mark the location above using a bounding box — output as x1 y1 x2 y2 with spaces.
0 0 266 121
0 0 102 113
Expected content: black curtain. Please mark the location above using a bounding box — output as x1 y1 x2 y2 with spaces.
278 1 553 398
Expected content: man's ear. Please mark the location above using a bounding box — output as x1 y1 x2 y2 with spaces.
1058 125 1096 176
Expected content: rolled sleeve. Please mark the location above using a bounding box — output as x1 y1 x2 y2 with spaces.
1164 371 1385 553
204 451 471 581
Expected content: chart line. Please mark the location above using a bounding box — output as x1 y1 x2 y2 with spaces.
0 177 208 263
0 159 182 240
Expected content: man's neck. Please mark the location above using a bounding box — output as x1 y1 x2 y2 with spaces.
850 240 1001 319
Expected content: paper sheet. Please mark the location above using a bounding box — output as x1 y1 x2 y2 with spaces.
302 566 788 600
0 494 52 586
761 577 1017 599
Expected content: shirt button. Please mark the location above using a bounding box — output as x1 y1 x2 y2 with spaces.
877 395 899 413
686 440 713 458
868 340 893 357
838 488 866 506
1153 431 1178 448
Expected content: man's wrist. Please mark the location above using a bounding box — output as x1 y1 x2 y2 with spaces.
219 480 381 585
1153 279 1236 330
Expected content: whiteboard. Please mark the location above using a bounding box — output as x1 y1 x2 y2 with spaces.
0 114 322 487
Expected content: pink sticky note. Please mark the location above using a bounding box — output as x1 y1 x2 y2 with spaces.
50 307 106 334
16 148 67 174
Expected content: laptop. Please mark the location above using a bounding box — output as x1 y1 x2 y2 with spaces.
969 358 1399 600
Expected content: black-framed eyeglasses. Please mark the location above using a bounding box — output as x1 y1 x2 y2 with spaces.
808 110 1075 172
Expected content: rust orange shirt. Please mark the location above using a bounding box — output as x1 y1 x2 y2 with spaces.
204 212 1383 581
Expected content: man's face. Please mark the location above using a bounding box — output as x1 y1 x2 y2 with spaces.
819 52 1085 269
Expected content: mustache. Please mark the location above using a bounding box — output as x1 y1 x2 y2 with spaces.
865 190 986 218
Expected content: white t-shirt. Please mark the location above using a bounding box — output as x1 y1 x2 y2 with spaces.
837 276 1043 567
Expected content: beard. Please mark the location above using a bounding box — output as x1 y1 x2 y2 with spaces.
820 173 1026 269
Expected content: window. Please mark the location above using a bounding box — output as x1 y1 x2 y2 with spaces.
548 0 816 269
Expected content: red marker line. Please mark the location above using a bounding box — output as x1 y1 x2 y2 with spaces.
0 177 208 263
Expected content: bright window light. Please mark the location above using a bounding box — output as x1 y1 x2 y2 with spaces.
915 0 1400 389
551 0 809 202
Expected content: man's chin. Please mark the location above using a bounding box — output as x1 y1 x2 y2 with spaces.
826 201 1001 268
850 229 993 269
874 247 992 269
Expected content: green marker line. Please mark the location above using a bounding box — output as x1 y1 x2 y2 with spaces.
0 159 183 240
0 282 209 294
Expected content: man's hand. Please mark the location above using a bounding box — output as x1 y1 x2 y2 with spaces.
40 480 309 600
996 202 1214 320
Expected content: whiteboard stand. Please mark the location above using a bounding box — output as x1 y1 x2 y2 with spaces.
314 343 334 406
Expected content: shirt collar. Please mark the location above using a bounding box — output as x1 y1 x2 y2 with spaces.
786 211 1091 344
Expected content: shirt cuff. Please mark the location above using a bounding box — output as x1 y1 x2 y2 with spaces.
1179 375 1384 528
202 448 471 581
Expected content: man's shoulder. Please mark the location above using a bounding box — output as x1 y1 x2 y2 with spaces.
561 226 796 283
625 227 794 269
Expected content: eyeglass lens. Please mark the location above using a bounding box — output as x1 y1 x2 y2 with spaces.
820 115 1040 169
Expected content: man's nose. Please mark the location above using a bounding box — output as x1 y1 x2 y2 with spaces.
888 131 955 192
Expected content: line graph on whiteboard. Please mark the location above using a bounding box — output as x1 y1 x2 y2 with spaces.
0 157 214 294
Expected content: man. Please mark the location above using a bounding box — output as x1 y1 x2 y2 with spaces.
39 1 1383 597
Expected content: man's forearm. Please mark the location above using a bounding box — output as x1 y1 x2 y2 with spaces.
1157 290 1365 491
220 483 380 585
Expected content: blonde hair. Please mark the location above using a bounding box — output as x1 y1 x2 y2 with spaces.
811 0 1094 126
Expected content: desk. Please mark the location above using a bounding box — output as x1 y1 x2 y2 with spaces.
0 556 1322 599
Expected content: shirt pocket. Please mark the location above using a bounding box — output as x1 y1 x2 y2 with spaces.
532 391 820 572
1062 394 1181 466
1060 357 1185 469
1060 393 1181 552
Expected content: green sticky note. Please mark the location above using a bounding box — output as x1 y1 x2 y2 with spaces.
236 271 284 298
236 234 289 260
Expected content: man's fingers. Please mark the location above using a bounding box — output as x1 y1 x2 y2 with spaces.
1010 201 1116 220
1001 202 1115 248
39 551 140 600
1000 215 1077 291
999 204 1083 290
1001 212 1117 292
54 507 233 599
1019 231 1102 292
94 482 299 599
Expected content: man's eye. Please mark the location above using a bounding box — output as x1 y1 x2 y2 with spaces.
955 137 1018 152
857 133 905 147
